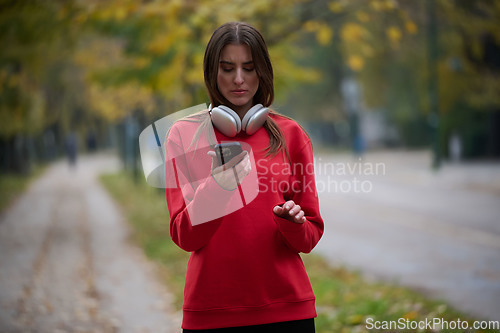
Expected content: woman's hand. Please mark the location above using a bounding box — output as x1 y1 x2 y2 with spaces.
273 200 307 224
207 150 251 191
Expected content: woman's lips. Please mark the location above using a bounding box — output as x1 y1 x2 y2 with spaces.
231 90 247 96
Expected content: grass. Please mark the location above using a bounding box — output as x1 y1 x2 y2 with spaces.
100 171 499 333
0 165 45 213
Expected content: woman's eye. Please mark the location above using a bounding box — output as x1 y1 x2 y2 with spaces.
222 67 233 72
244 67 255 72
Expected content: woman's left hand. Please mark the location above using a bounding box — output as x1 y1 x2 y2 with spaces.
273 200 306 224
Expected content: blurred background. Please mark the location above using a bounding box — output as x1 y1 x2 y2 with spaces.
1 0 500 331
1 0 499 171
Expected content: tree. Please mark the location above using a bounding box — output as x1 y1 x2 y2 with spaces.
281 0 500 155
0 0 84 171
81 0 323 119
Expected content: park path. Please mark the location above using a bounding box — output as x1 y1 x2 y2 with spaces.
0 154 181 333
315 150 500 321
2 150 498 331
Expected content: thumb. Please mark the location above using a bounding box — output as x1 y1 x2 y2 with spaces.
273 205 283 215
207 150 218 163
207 151 218 170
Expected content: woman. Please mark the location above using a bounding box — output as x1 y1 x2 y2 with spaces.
165 22 324 332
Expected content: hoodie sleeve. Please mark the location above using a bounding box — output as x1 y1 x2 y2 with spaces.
165 126 235 252
273 137 324 254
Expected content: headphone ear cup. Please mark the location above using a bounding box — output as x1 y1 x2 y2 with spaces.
210 105 242 137
241 104 269 135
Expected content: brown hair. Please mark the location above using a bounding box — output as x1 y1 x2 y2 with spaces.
203 22 289 160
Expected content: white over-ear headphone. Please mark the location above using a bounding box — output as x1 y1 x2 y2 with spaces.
209 104 269 137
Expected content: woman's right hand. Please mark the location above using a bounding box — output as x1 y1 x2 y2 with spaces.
207 150 251 191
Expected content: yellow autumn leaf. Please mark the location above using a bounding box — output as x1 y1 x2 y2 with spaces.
316 25 333 46
370 0 384 11
403 311 418 320
126 3 138 14
157 51 186 96
114 7 127 21
384 0 397 10
347 314 364 325
405 20 418 34
271 45 321 83
75 12 87 24
386 26 402 43
133 57 149 69
347 55 364 71
341 23 365 42
252 0 273 13
147 34 177 56
356 11 370 23
186 53 204 85
186 68 204 85
328 1 343 13
303 20 320 33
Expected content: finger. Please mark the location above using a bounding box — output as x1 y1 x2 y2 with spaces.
282 200 295 212
241 156 252 175
207 151 219 172
234 165 247 184
273 205 283 215
289 205 301 216
224 151 248 170
233 154 251 176
207 150 218 167
274 201 294 218
237 150 248 159
212 164 224 175
236 153 250 169
294 210 305 222
220 158 247 186
234 161 251 183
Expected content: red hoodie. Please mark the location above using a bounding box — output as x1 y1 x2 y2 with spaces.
165 112 324 330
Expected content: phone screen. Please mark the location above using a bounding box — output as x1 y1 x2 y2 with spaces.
214 142 243 166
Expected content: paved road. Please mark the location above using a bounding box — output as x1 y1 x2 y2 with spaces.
0 154 181 333
314 150 500 321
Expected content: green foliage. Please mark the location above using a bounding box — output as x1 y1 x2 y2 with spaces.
0 1 82 139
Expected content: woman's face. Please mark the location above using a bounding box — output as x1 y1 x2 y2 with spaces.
217 44 259 115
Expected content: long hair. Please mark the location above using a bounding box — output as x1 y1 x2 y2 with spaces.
204 22 273 108
203 22 289 160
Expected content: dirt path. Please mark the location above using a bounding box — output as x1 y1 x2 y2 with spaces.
0 154 182 333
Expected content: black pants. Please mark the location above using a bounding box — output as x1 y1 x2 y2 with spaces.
183 318 315 333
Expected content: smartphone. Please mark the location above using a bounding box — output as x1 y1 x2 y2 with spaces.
214 142 243 166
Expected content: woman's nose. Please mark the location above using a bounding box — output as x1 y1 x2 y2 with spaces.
234 69 244 85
